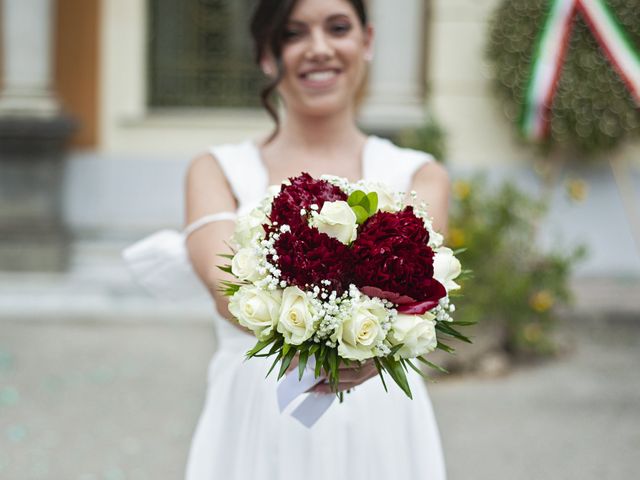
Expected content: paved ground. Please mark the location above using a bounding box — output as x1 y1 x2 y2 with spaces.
1 314 638 480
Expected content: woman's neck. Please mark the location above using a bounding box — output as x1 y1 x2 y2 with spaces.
270 107 366 153
258 107 368 183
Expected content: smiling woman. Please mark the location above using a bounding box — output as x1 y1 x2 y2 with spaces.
181 0 450 479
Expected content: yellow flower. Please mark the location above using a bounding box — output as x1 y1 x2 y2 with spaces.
448 228 466 248
529 290 555 313
566 179 588 203
453 180 471 201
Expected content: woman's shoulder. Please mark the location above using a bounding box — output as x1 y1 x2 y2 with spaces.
365 135 443 191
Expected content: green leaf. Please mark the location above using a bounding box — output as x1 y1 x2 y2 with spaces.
218 253 235 260
436 323 472 343
417 356 449 374
373 358 388 392
218 281 242 296
347 190 366 207
216 264 233 274
452 248 467 255
366 192 378 214
389 343 404 357
265 352 283 378
448 320 477 327
351 205 369 225
327 348 339 382
436 342 455 354
359 194 371 213
405 359 425 377
381 357 412 399
267 337 284 356
298 349 309 381
277 347 298 380
246 337 274 358
309 344 320 356
315 346 326 378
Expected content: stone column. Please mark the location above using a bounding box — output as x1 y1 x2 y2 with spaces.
0 0 76 271
360 0 427 132
0 0 60 115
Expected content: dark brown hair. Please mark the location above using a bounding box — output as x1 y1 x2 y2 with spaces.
250 0 369 141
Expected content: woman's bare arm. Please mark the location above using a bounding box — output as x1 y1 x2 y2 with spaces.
411 160 451 236
184 152 238 320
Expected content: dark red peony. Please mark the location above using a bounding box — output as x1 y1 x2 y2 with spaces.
272 227 353 295
269 173 347 229
351 207 446 313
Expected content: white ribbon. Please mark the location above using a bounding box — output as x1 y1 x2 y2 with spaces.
276 357 336 428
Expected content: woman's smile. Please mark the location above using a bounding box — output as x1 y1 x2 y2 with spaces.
298 68 343 90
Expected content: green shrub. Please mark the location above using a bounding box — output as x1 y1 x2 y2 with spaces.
395 115 448 163
449 177 586 355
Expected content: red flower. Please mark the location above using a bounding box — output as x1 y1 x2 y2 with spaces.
273 227 353 294
351 207 446 309
269 173 347 229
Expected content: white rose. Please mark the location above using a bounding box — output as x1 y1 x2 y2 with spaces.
231 248 263 282
337 299 387 361
390 313 438 359
360 181 399 212
311 201 358 244
433 247 461 291
232 208 267 249
228 285 281 340
277 286 316 345
259 184 282 213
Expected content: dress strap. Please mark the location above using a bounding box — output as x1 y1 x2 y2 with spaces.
209 141 269 215
184 212 237 238
363 136 435 192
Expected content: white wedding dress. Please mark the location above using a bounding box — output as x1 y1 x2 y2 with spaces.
182 136 446 479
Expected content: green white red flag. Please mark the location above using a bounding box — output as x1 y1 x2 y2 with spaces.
521 0 640 140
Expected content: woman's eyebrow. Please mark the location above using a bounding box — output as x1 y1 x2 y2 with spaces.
286 19 306 27
325 14 351 22
288 13 351 25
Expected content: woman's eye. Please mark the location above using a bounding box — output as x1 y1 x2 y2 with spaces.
330 23 352 35
283 29 303 41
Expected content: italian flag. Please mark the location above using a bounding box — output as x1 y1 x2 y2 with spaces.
521 0 640 140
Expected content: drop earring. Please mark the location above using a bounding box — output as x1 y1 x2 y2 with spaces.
261 59 275 77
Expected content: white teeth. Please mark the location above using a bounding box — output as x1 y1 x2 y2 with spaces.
304 70 337 81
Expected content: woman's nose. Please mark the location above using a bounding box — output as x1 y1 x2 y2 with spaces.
305 30 334 60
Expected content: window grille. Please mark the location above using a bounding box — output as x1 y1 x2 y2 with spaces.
148 0 262 108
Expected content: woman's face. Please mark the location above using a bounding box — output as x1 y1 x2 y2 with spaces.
265 0 373 118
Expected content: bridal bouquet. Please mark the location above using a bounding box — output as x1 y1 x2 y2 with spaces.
221 173 469 399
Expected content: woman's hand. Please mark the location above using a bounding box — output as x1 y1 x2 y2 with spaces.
286 357 379 394
310 360 378 394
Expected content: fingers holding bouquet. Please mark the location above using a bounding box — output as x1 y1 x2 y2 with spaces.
310 360 379 394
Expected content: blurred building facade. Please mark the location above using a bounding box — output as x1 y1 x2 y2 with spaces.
0 0 638 277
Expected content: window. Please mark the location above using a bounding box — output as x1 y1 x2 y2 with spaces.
147 0 262 108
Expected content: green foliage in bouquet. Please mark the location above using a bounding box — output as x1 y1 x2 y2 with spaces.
486 0 640 155
347 190 378 224
448 177 585 355
240 326 470 401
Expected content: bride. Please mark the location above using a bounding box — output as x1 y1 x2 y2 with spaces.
183 0 450 478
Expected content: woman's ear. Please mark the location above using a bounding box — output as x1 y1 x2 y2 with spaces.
260 57 276 77
363 24 374 62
